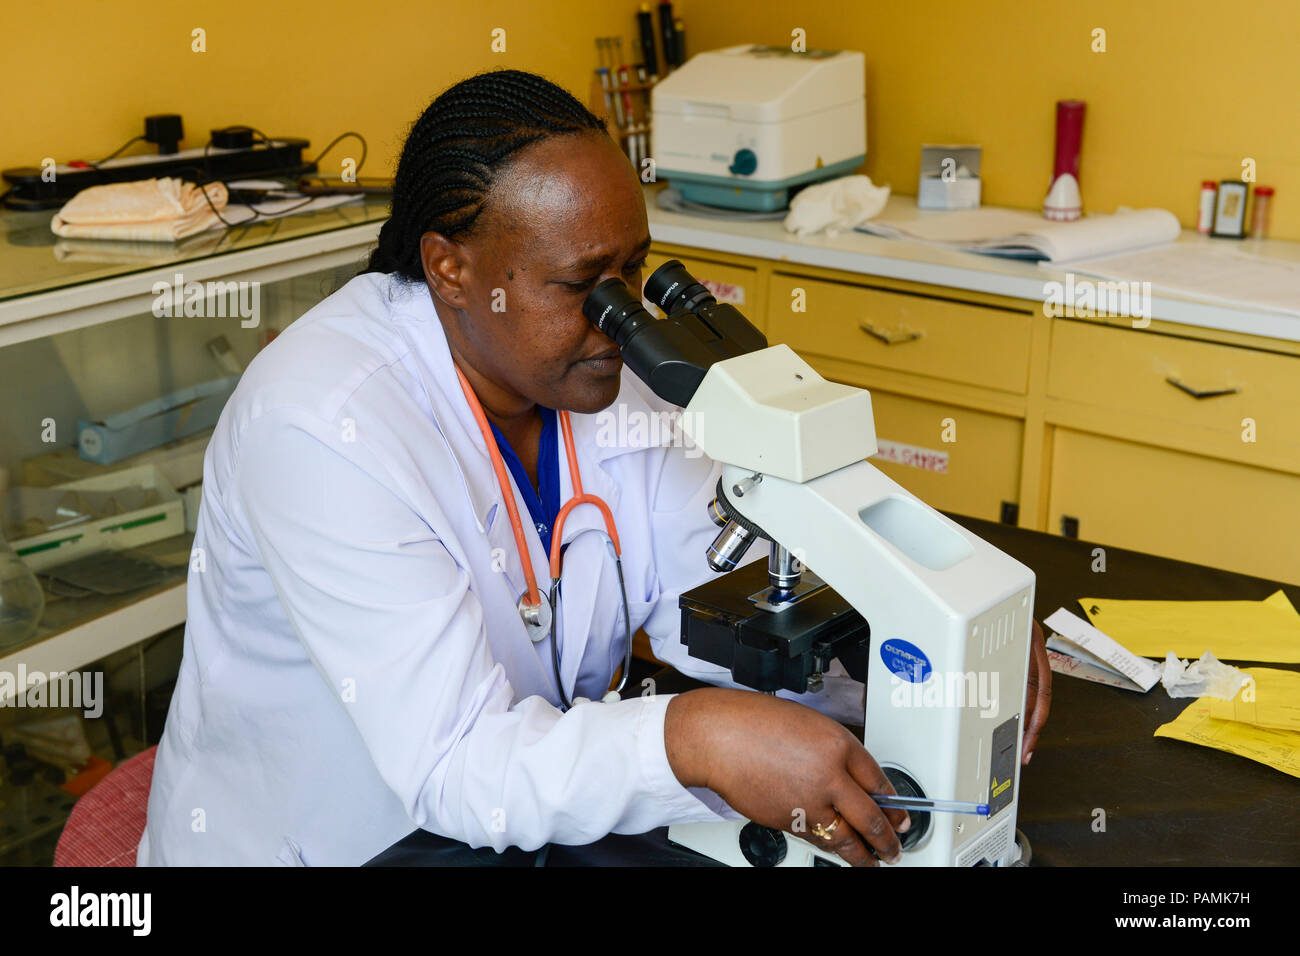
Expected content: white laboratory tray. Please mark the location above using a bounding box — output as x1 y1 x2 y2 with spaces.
11 465 185 572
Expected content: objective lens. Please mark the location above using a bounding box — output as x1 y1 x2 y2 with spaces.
706 519 756 572
768 544 803 598
644 259 715 315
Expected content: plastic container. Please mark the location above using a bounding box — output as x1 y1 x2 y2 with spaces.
0 532 44 649
1197 181 1217 234
1250 186 1274 238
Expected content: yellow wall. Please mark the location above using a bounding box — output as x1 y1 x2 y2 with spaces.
1 0 644 187
686 0 1300 239
6 1 1299 238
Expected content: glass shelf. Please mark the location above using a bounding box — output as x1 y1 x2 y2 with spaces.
0 193 390 303
0 533 192 663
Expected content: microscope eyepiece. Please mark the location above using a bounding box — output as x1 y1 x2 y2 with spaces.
644 259 716 315
579 260 768 408
581 276 658 348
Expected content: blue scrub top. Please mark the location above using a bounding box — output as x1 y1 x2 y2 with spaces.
488 406 561 554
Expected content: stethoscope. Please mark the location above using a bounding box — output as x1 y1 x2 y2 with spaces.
453 364 633 710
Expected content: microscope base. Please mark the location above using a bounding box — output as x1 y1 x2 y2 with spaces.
667 817 1027 868
668 820 848 867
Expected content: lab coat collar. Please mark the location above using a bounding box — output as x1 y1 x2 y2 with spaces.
390 277 639 538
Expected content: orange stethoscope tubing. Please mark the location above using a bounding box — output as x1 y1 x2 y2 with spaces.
453 364 633 708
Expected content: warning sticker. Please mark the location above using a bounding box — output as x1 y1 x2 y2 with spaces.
988 715 1019 817
701 279 745 305
873 439 949 474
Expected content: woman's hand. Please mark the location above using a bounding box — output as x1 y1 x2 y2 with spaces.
665 688 911 867
1021 619 1052 765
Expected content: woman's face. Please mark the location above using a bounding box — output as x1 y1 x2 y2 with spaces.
420 131 648 417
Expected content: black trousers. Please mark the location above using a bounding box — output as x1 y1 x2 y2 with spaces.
363 825 723 867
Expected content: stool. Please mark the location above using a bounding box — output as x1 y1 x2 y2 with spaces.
53 746 156 867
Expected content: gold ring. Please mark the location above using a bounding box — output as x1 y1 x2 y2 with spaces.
811 814 842 841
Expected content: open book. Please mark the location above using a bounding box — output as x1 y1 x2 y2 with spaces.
857 205 1181 262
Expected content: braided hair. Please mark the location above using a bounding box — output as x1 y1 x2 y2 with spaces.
366 69 608 281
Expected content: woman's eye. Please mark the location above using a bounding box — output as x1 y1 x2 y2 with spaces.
564 264 644 293
563 261 645 294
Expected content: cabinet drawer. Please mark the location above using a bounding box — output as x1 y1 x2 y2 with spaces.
865 389 1023 523
1049 320 1300 454
643 251 755 309
767 273 1033 394
1048 429 1300 585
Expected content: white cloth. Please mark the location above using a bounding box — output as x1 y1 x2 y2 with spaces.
137 272 863 865
51 178 228 242
783 174 890 237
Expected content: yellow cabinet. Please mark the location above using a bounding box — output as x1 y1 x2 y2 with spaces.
767 272 1033 394
648 239 1300 584
1047 429 1300 585
854 386 1023 523
1049 319 1300 472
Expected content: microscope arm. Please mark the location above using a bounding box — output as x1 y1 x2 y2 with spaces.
680 345 1036 834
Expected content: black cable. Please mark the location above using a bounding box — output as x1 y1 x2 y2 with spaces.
206 127 314 220
200 127 369 225
308 131 368 179
176 127 314 228
109 126 371 230
88 135 147 168
228 126 369 183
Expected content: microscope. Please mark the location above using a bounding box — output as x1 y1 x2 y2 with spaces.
583 261 1035 867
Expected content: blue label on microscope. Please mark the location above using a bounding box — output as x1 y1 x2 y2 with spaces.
880 639 932 683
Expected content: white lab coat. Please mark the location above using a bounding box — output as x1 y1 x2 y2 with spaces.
137 271 863 866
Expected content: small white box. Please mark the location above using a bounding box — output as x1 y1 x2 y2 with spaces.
918 144 982 210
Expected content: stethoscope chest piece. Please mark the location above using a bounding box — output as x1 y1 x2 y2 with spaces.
518 590 553 644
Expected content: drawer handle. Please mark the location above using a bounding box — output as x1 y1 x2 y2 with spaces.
859 322 922 345
1165 376 1239 400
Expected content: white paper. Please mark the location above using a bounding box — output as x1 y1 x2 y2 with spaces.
1062 242 1300 317
857 206 1180 262
220 194 364 225
859 206 1045 244
1046 634 1127 680
1043 607 1162 691
1046 645 1149 692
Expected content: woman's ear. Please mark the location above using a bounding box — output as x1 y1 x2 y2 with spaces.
420 232 468 308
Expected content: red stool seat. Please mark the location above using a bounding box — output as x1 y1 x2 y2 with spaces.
54 746 156 867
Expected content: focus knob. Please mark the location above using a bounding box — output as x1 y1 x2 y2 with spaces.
739 822 787 867
884 767 932 852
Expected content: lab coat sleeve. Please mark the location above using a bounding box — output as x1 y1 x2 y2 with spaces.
232 410 726 852
641 444 867 727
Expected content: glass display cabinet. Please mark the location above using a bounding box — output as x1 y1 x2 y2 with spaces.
0 196 388 864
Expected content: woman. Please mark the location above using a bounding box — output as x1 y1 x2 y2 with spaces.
139 69 1050 867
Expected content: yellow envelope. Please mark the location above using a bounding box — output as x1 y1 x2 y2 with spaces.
1080 590 1300 663
1154 701 1300 778
1207 668 1300 732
